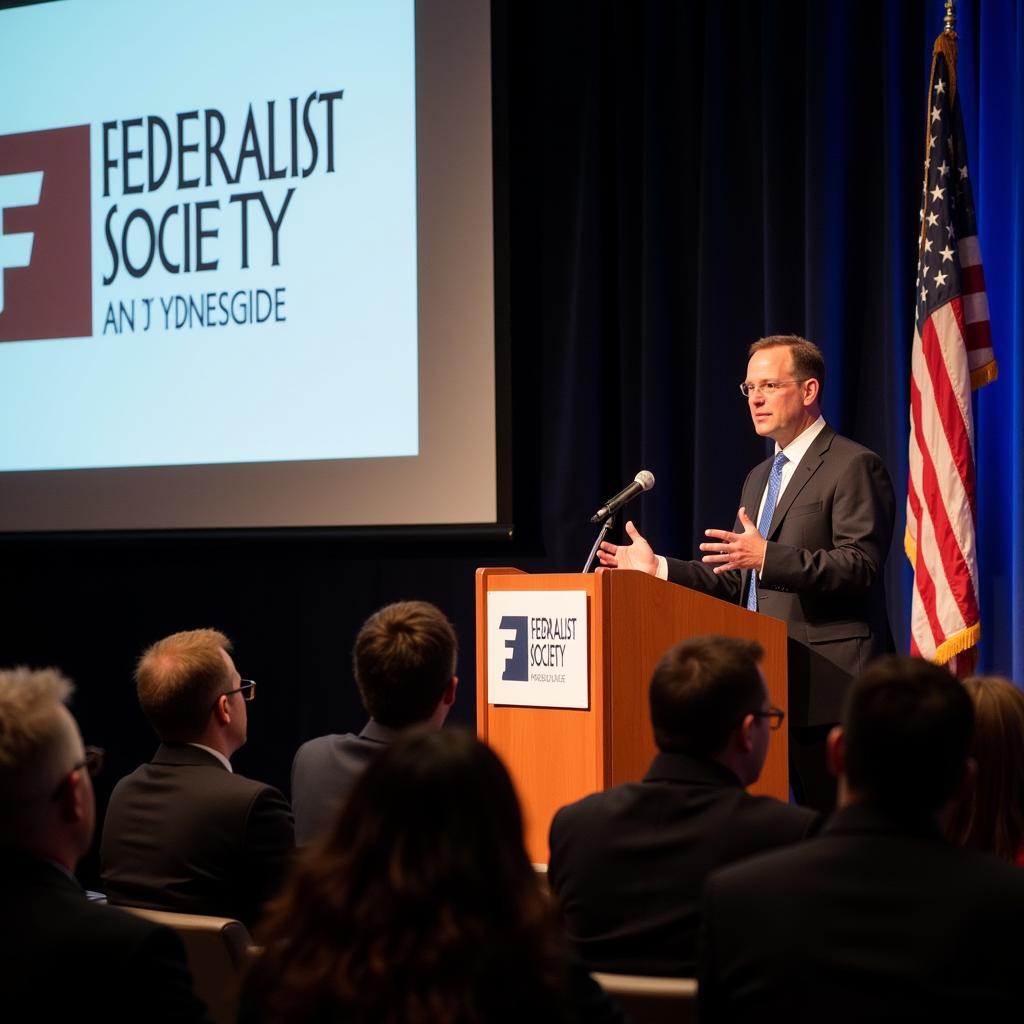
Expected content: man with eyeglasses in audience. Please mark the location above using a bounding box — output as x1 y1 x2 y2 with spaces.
548 635 819 978
101 628 293 928
0 667 210 1022
597 335 895 811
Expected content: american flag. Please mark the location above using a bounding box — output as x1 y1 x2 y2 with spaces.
906 33 996 674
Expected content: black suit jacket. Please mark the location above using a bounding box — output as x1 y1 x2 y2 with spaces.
0 851 210 1023
666 426 895 724
547 752 819 977
291 719 397 844
100 744 294 928
699 803 1024 1022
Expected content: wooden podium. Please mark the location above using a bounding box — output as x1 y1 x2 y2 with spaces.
475 567 789 864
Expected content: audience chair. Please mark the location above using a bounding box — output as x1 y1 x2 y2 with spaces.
532 862 549 891
120 907 253 1024
592 972 698 1024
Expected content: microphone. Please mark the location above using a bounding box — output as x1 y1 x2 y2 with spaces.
590 470 655 523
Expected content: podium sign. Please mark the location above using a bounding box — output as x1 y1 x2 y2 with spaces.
486 590 589 708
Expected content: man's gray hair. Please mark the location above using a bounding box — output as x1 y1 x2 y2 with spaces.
0 667 79 816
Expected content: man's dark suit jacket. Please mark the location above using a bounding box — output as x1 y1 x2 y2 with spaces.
547 752 819 977
666 426 896 725
699 802 1024 1022
100 743 294 928
0 851 210 1023
291 719 397 844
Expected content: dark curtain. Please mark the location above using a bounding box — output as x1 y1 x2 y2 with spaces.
515 0 924 640
2 0 1022 887
965 0 1024 682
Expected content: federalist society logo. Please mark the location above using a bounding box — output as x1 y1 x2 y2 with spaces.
0 89 343 342
0 125 92 342
499 614 579 682
488 592 589 710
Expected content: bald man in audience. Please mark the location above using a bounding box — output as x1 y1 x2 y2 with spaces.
291 600 458 844
699 656 1024 1021
548 635 818 977
0 667 209 1022
101 629 294 927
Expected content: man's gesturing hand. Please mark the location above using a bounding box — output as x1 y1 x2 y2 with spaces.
596 520 659 575
699 507 767 574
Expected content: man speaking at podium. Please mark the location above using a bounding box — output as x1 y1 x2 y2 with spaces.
598 336 895 811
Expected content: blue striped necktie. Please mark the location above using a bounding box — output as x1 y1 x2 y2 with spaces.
746 452 788 611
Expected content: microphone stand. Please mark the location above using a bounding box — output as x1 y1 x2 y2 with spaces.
582 513 615 573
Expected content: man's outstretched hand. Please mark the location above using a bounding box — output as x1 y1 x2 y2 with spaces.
596 520 659 575
698 507 767 574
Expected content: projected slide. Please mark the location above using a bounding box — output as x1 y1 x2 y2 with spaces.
0 0 497 532
0 0 418 471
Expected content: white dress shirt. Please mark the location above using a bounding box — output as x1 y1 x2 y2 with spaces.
188 742 233 772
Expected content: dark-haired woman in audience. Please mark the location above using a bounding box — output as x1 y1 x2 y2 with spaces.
241 727 624 1024
945 675 1024 865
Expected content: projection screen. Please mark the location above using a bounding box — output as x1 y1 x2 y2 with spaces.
0 0 500 532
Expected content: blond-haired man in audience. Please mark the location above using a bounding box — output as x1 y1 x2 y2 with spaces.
101 628 293 927
0 667 209 1022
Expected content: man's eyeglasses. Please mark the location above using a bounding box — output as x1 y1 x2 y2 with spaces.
751 706 786 730
51 746 105 800
739 379 809 397
213 680 257 709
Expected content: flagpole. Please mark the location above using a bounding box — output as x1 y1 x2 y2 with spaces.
919 2 960 253
944 0 956 35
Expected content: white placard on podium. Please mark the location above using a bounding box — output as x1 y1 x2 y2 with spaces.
486 590 589 709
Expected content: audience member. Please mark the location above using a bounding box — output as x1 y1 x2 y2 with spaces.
243 728 623 1024
944 674 1024 864
101 628 294 927
291 600 458 844
0 667 210 1022
699 656 1024 1022
548 635 818 976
